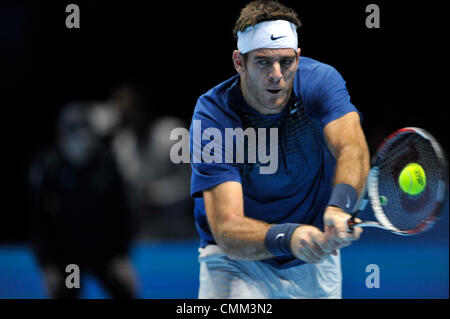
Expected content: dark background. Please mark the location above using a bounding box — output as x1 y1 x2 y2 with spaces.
1 0 448 242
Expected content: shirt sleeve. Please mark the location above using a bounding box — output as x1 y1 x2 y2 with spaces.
311 65 362 128
190 96 242 198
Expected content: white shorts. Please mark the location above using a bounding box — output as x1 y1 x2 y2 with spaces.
198 245 342 299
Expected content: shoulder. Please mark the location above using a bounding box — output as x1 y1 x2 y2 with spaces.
35 147 62 170
295 57 360 127
296 56 342 87
294 56 350 104
192 75 241 128
29 147 62 188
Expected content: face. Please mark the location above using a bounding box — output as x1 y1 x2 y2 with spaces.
59 116 97 167
233 48 301 115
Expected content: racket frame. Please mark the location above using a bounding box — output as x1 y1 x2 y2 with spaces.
347 127 448 236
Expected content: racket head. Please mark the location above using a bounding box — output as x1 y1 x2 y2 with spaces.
368 127 448 235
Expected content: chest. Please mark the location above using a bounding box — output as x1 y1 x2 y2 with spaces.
239 105 326 200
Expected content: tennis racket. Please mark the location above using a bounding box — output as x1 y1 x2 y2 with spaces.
347 127 448 235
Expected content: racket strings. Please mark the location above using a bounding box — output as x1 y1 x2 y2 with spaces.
376 133 445 231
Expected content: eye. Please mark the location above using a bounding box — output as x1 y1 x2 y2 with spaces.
281 59 294 67
256 60 270 66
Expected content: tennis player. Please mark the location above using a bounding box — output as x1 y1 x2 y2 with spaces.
189 0 370 298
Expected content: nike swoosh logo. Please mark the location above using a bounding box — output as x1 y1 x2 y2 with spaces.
271 35 286 41
275 233 285 240
345 195 351 209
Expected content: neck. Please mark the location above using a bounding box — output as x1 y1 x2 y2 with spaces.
239 80 290 115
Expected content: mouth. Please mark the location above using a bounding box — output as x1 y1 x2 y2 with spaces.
266 88 282 95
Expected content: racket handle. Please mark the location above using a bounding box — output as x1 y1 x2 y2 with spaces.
347 218 358 232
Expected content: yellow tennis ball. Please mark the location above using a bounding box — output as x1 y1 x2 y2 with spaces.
398 163 426 195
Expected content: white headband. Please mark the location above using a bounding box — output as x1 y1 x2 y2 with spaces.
237 20 298 54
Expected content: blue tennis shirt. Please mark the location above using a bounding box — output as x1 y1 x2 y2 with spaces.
189 56 361 268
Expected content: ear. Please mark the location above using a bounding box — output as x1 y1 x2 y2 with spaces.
232 50 245 74
294 48 302 69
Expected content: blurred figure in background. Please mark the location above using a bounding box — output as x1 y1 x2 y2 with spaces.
113 116 194 239
89 85 148 144
28 102 137 298
89 85 149 236
89 85 194 240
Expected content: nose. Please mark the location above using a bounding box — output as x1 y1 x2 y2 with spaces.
269 62 282 82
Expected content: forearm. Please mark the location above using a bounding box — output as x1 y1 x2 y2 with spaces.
204 182 335 264
214 214 272 261
324 146 368 245
323 114 369 244
204 181 274 261
324 112 370 195
333 143 370 194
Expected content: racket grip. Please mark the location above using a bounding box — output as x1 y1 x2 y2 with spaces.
347 218 358 232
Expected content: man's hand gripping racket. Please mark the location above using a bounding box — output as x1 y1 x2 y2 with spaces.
347 127 448 235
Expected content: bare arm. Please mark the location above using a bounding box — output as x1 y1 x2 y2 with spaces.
203 181 271 261
324 111 370 194
323 111 370 244
204 181 334 263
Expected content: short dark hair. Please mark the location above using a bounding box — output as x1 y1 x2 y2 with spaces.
233 0 302 39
